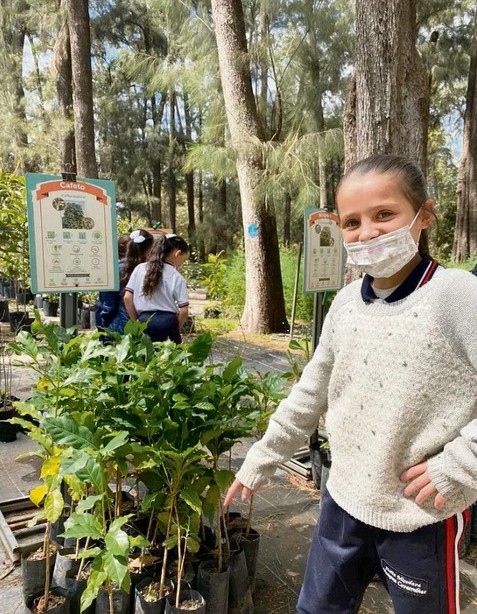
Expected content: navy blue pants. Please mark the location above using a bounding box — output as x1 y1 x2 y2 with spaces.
138 310 181 344
297 489 469 614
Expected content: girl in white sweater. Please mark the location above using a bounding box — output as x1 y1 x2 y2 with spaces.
225 154 477 613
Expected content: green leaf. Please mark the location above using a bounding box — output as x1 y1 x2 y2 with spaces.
115 336 131 363
105 527 129 557
186 535 201 554
76 495 104 513
44 489 64 523
130 535 149 549
81 562 107 611
214 469 234 492
180 486 202 515
61 512 103 540
222 356 242 382
103 549 129 590
101 432 129 455
75 457 104 493
43 416 95 450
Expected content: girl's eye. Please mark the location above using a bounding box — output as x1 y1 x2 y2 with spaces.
376 210 393 220
342 219 358 229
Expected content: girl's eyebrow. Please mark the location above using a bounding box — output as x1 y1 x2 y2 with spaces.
339 202 400 223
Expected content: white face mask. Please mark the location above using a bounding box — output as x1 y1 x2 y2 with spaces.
343 209 422 278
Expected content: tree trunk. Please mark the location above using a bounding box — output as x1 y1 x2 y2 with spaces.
52 0 76 173
184 92 196 248
151 93 166 226
211 0 288 333
452 14 477 261
65 0 98 178
343 0 429 173
197 170 205 262
167 91 177 232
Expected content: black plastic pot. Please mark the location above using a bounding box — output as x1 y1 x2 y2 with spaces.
44 301 59 317
25 586 70 614
228 548 253 614
229 528 260 593
95 587 130 614
134 577 173 614
21 543 58 601
80 309 91 329
0 298 9 322
65 568 94 614
0 404 17 443
52 547 78 589
197 559 229 614
16 290 34 304
165 590 206 614
471 503 477 542
9 311 30 333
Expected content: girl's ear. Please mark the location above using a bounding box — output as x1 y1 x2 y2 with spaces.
420 199 435 229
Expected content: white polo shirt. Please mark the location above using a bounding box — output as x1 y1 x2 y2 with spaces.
126 262 189 314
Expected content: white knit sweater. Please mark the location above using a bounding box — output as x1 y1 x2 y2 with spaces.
237 268 477 532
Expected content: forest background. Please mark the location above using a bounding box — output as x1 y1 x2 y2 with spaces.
1 0 477 334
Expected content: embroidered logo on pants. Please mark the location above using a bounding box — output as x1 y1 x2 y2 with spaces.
381 559 428 597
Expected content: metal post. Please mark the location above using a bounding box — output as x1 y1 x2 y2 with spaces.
60 293 78 329
289 242 303 341
311 292 324 352
59 170 79 328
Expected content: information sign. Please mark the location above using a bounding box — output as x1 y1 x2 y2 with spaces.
26 174 119 293
303 208 344 293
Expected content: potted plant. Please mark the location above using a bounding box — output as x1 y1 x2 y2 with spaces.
43 294 60 317
0 335 18 442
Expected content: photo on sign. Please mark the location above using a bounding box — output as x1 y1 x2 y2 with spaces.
61 200 95 230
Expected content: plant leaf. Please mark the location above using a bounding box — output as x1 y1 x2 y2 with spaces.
61 512 103 540
43 416 95 450
44 489 64 523
30 485 48 506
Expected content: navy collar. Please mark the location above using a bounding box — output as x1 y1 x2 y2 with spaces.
361 255 439 303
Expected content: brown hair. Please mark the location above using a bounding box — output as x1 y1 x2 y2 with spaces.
338 154 435 255
143 234 189 297
120 229 154 287
117 233 130 260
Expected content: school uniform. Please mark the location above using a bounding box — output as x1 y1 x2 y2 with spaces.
126 262 189 343
235 256 477 614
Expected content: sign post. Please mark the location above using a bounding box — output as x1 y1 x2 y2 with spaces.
25 173 119 328
303 208 344 350
283 209 344 481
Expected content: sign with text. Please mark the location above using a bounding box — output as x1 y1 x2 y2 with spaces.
303 209 344 293
26 174 119 293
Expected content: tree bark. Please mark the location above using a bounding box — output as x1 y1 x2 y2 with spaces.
452 14 477 261
65 0 98 178
211 0 288 333
52 0 76 173
167 90 177 232
283 192 291 247
343 0 429 173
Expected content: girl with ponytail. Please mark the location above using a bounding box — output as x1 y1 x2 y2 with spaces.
124 234 190 343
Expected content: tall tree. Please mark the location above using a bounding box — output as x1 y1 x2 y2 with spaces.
65 0 97 178
211 0 288 333
52 0 76 173
344 0 429 172
452 12 477 261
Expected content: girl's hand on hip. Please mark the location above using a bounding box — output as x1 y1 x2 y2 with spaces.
224 478 255 507
400 461 446 510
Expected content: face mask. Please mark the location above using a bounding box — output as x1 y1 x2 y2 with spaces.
343 209 422 278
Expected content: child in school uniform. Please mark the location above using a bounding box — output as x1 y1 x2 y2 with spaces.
225 154 477 614
124 234 190 343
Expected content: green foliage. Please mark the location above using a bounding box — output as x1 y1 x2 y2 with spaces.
221 248 313 321
10 316 278 604
199 251 227 301
0 171 29 285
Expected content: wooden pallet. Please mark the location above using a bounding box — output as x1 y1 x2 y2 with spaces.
0 497 45 565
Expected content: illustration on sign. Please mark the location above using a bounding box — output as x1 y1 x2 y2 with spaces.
303 209 344 293
26 174 119 293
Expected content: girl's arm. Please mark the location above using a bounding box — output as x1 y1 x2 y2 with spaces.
178 305 189 328
123 290 138 321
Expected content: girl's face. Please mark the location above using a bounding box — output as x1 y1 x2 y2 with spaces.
337 172 432 244
174 250 189 270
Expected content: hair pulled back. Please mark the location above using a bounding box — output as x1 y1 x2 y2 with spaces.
143 234 189 297
338 154 434 255
120 229 154 287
